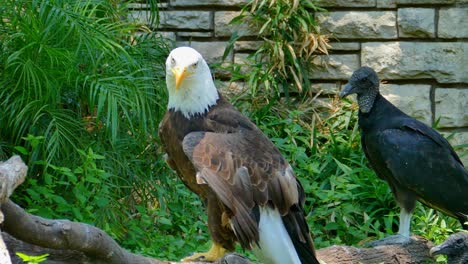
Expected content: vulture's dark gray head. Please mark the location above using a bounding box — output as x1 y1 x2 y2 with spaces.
430 232 468 264
340 66 380 113
340 66 379 98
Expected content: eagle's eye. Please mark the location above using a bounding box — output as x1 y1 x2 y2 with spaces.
192 61 198 68
171 57 176 65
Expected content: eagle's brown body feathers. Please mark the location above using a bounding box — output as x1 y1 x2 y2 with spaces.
159 95 316 262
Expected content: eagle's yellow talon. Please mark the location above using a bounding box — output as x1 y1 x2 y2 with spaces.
181 243 228 262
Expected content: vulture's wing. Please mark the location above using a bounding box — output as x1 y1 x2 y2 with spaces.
399 118 464 166
375 119 468 214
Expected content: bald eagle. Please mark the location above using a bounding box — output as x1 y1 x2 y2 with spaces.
340 66 468 246
158 47 319 264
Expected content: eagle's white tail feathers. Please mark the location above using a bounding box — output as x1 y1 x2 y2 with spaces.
252 207 301 264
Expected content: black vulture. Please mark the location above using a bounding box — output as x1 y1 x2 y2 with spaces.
340 66 468 245
430 232 468 264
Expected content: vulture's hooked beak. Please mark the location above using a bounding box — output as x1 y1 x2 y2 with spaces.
429 244 448 256
339 83 354 98
172 66 187 90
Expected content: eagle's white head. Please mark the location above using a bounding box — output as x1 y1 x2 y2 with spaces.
165 47 219 118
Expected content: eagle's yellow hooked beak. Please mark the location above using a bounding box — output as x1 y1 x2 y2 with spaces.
172 66 187 90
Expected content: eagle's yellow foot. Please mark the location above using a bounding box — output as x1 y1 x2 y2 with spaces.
181 243 228 262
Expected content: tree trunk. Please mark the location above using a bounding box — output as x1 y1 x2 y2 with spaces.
0 156 436 264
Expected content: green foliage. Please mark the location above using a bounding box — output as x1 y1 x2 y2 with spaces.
413 207 460 245
23 145 113 225
16 252 49 264
226 0 329 97
0 0 169 164
118 158 210 259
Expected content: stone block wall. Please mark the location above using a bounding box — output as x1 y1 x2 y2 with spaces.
128 0 467 163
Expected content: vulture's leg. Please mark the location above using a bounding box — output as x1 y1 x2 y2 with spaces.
369 190 415 246
182 193 235 262
368 207 413 246
397 207 411 238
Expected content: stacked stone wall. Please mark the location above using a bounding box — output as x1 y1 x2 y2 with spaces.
129 0 467 163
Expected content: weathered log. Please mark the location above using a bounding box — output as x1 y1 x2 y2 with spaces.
2 200 166 264
0 156 27 205
4 227 246 264
0 237 11 264
315 236 435 264
4 232 90 264
2 199 245 264
0 155 28 264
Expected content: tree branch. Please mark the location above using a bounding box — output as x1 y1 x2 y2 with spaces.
0 155 28 264
315 236 434 264
3 200 166 264
0 155 27 211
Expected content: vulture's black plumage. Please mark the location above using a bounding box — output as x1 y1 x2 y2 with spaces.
430 232 468 264
340 66 468 245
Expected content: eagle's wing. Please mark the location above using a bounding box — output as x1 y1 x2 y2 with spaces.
182 129 301 248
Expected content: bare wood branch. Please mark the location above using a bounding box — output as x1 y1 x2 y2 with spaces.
6 230 251 264
4 232 90 264
0 155 27 203
0 155 28 212
2 200 166 264
0 237 11 264
0 155 28 264
0 155 27 208
315 236 435 264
